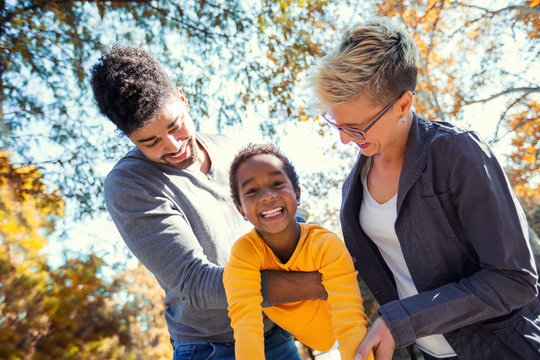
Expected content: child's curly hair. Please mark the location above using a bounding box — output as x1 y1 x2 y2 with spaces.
229 143 300 207
90 46 178 135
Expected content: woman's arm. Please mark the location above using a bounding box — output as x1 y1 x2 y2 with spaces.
379 131 538 347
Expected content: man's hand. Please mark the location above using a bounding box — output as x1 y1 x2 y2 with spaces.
266 271 327 306
355 317 395 360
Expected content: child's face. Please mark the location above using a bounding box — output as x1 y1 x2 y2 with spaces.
235 154 300 236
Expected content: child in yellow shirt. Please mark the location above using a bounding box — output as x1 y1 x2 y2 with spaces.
223 143 373 360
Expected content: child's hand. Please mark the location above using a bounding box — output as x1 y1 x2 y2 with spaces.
355 317 394 360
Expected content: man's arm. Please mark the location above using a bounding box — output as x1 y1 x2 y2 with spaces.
107 164 327 311
263 270 327 306
105 168 229 310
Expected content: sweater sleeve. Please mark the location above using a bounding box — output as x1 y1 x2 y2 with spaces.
223 235 266 360
379 131 538 346
315 233 373 360
105 169 228 310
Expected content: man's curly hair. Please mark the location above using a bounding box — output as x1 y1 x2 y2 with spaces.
229 143 300 207
90 46 178 135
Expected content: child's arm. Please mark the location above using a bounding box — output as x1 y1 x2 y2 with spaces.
315 233 374 360
223 237 266 360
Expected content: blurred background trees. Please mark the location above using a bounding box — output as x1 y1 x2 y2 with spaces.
0 151 171 358
1 0 538 358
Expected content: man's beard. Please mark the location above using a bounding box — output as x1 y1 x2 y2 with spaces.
163 135 198 169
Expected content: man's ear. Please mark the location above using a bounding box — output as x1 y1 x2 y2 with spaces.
177 87 190 110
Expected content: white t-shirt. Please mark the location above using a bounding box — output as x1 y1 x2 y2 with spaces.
359 157 456 358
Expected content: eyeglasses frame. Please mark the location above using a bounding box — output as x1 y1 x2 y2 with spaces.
321 91 413 141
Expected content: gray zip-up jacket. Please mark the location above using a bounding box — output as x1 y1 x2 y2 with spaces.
105 133 275 343
341 114 539 359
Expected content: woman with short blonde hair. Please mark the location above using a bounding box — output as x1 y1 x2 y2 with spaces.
309 17 539 360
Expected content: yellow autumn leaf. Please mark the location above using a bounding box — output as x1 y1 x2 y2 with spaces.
523 153 536 164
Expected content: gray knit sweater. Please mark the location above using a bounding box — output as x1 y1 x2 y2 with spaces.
104 133 274 342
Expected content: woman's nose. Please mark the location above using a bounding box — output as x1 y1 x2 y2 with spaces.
339 131 353 145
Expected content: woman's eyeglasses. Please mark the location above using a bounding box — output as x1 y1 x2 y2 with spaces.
321 91 413 141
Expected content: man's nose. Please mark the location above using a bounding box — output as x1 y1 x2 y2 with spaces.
164 134 181 153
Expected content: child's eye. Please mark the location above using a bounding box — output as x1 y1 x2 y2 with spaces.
244 188 257 195
273 181 284 187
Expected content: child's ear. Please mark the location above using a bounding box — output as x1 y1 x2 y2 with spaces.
295 188 301 204
236 205 247 219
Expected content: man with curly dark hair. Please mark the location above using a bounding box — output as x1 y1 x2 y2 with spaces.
90 46 325 360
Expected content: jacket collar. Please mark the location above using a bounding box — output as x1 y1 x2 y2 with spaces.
345 113 433 211
340 113 434 305
396 113 433 214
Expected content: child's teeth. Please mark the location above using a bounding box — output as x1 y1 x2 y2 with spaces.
261 208 283 217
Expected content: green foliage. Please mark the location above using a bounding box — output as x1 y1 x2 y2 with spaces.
0 0 346 217
3 1 537 221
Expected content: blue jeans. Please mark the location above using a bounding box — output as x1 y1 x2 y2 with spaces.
171 326 301 360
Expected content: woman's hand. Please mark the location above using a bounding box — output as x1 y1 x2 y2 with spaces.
355 317 395 360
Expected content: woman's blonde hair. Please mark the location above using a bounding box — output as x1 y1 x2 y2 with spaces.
310 17 419 109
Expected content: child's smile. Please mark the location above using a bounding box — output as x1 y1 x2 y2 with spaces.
235 154 300 239
260 207 285 219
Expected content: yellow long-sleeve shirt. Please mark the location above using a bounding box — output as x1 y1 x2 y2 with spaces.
223 223 373 360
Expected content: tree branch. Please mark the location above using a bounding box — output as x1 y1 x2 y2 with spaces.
490 116 540 146
2 0 214 39
491 93 528 142
447 2 540 39
464 87 540 105
1 0 148 38
454 2 540 16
